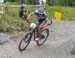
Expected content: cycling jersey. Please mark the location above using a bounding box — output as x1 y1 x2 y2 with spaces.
34 10 48 25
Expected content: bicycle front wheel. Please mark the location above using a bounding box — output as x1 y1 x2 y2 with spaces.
36 29 49 46
18 33 32 52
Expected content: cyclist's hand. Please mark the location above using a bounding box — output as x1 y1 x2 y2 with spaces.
39 24 45 29
26 18 31 23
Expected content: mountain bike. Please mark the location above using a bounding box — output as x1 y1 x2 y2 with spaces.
18 19 52 52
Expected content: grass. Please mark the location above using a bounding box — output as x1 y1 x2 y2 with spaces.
5 1 19 5
0 5 75 32
71 42 75 55
71 45 75 54
21 6 75 21
0 6 29 32
45 6 75 21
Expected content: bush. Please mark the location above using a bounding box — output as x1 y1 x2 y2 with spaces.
7 0 16 2
46 0 75 6
71 45 75 54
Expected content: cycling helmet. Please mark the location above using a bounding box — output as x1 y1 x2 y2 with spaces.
37 7 45 14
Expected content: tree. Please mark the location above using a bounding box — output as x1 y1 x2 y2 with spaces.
46 0 54 6
26 0 39 5
7 0 16 2
46 0 75 6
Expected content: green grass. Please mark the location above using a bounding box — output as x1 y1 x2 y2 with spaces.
25 6 75 21
45 6 75 21
0 5 75 32
6 1 19 5
71 43 75 55
71 46 75 54
0 6 29 32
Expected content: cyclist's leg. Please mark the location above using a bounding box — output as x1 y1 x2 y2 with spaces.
35 19 45 40
35 19 41 40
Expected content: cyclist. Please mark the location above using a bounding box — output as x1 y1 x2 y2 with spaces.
19 5 30 23
28 7 50 40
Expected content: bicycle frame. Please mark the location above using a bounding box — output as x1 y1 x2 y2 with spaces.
29 27 39 41
18 22 50 51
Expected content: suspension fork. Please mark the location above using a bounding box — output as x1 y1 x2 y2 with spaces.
33 28 40 40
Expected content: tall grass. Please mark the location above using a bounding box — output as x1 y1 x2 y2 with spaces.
0 7 28 32
46 6 75 20
0 6 75 32
25 6 75 21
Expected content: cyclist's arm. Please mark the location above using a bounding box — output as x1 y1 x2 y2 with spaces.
28 12 34 18
25 12 34 23
44 18 49 27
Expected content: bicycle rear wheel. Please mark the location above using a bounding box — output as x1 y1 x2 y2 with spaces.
36 29 49 46
18 33 31 52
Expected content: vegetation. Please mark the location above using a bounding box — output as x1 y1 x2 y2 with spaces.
7 0 39 5
0 7 28 32
0 0 75 32
6 1 19 5
46 0 75 6
0 5 75 32
71 45 75 54
6 0 75 6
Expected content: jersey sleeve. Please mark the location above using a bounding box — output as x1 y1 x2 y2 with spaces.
34 10 39 16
